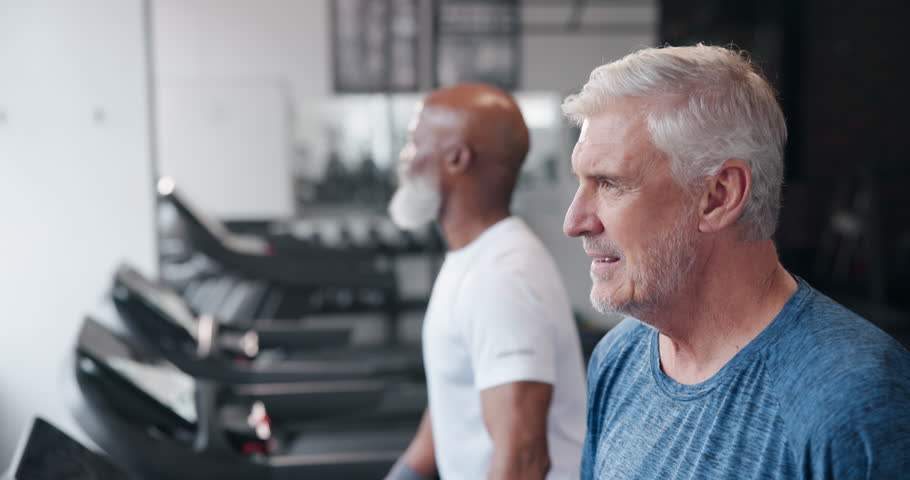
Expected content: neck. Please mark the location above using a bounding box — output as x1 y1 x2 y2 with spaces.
649 238 798 385
439 197 511 250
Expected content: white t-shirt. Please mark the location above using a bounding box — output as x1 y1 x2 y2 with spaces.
422 217 586 480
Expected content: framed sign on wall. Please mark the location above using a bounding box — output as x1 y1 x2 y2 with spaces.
435 0 520 90
332 0 420 93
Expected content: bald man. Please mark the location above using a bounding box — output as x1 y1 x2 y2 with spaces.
385 84 586 480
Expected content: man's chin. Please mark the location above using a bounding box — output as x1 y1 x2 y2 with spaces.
590 284 624 315
389 212 430 231
590 281 654 318
387 193 436 231
590 277 620 297
591 296 644 318
388 211 433 232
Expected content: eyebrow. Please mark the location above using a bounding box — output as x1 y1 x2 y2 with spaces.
595 173 634 187
570 167 630 185
572 160 642 190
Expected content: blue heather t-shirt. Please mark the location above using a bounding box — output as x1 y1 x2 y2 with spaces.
582 278 910 479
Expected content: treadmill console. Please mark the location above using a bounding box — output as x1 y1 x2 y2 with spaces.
8 417 131 480
114 265 198 338
103 357 197 424
78 319 198 425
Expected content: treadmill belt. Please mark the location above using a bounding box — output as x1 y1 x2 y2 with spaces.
284 347 422 369
371 382 427 416
286 425 415 456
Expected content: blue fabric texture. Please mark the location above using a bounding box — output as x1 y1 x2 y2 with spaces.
581 278 910 479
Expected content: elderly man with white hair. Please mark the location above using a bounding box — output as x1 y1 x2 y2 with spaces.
562 44 910 479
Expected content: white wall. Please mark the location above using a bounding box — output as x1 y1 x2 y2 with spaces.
0 0 156 465
522 32 655 93
157 83 296 218
520 3 657 92
152 0 331 99
152 0 330 218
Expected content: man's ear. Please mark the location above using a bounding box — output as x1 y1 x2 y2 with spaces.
697 158 751 234
443 144 473 175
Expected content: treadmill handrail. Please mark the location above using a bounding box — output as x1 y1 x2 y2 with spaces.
159 178 398 290
158 177 270 256
112 268 360 362
77 318 403 421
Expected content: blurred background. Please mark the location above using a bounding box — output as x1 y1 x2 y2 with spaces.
0 0 907 471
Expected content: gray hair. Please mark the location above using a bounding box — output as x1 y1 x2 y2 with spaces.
562 44 787 241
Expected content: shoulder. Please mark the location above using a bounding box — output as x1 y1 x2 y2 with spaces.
765 286 910 404
462 219 564 297
477 218 552 268
588 317 650 376
453 222 573 333
763 285 910 461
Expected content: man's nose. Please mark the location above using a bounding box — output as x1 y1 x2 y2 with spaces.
563 188 604 238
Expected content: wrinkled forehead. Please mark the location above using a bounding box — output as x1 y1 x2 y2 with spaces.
579 105 648 140
572 110 663 176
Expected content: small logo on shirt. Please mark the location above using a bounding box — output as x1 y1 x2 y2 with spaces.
495 348 535 359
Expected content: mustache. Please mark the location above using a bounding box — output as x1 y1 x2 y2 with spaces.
582 237 622 257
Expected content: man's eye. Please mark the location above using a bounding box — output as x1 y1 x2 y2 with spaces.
596 177 615 189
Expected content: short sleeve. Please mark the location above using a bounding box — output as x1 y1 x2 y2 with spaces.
805 398 910 479
459 267 558 391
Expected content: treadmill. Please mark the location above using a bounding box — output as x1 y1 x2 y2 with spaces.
68 318 417 480
156 176 432 329
107 263 426 386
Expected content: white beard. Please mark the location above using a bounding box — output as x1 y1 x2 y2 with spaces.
388 173 442 231
588 205 698 319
